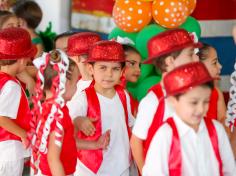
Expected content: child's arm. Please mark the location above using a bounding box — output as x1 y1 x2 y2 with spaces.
0 116 28 148
47 131 65 176
230 128 236 159
17 70 36 96
216 87 231 137
130 135 145 173
74 116 97 136
75 130 110 150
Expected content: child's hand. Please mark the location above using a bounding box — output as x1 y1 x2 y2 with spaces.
21 137 30 149
96 130 111 150
77 117 97 136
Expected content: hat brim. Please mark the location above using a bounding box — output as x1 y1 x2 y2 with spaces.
0 44 37 60
84 58 126 63
143 42 202 64
67 50 88 57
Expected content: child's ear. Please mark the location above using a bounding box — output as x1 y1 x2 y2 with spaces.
165 56 175 72
87 63 94 75
167 96 178 109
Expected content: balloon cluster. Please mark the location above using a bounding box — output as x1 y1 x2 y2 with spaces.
110 0 201 100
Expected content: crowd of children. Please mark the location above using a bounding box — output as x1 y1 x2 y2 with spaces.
0 1 236 176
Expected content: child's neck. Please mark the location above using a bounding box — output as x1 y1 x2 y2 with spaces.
94 83 116 99
0 65 17 77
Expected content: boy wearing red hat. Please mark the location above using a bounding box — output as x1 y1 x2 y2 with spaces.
67 32 101 137
0 27 37 175
71 41 134 176
143 62 235 176
130 29 201 173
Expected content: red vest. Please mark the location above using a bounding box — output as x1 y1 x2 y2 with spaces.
206 87 218 120
77 84 130 174
166 117 223 176
0 72 31 142
144 84 165 156
39 105 77 175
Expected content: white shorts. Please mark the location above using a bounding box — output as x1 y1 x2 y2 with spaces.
0 159 24 176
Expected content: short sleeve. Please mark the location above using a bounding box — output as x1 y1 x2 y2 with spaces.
142 124 172 176
67 91 88 120
125 91 135 127
0 81 21 119
132 92 159 139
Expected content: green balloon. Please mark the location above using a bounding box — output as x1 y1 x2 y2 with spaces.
138 64 154 83
179 16 201 38
136 24 166 60
108 27 138 45
136 75 161 101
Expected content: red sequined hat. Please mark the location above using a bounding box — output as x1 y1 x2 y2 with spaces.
86 40 126 62
0 27 37 60
144 29 202 64
164 62 213 96
67 32 101 56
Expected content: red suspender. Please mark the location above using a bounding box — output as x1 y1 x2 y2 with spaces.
166 118 182 176
145 84 165 155
204 118 224 176
115 85 131 138
166 117 223 176
77 85 103 174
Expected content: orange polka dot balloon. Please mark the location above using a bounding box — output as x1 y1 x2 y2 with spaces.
152 0 189 29
113 0 152 32
180 0 197 15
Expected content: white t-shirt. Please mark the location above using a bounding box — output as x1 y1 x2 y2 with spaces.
67 79 92 117
143 113 236 176
132 89 174 139
0 81 30 161
72 90 135 176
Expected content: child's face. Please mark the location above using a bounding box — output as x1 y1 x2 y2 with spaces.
124 51 141 83
169 85 211 131
89 61 123 90
1 16 21 29
201 47 222 80
174 47 199 67
63 66 79 101
55 36 70 51
17 58 29 73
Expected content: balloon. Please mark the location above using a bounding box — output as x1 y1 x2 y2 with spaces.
136 75 161 101
152 0 189 28
138 64 154 82
136 24 166 59
180 0 197 15
108 27 138 44
112 0 152 32
179 16 201 38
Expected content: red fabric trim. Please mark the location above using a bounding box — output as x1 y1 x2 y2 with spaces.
144 84 165 156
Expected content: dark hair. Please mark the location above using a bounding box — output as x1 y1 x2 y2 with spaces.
197 43 214 61
153 50 182 73
44 50 76 91
53 31 77 49
88 61 126 69
173 81 214 100
0 60 17 66
0 12 18 29
13 0 42 29
122 45 140 55
0 10 12 17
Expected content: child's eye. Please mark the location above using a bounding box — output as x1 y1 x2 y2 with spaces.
190 101 198 105
113 67 121 71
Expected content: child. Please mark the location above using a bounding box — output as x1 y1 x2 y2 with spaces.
71 40 135 176
0 27 36 175
130 29 201 173
142 62 236 176
54 31 77 51
197 44 227 124
29 49 78 175
0 11 21 28
13 0 44 57
67 32 101 137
